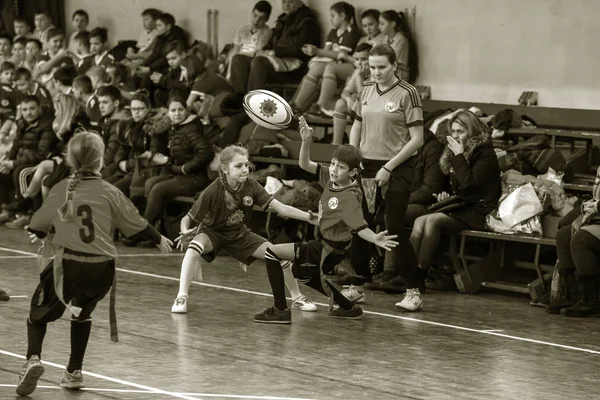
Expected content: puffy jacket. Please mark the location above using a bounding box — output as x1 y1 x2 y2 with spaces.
267 5 321 61
167 114 213 177
8 115 57 167
410 129 446 205
143 26 188 72
100 108 131 172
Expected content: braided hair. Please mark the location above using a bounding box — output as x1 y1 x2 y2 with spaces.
57 131 105 221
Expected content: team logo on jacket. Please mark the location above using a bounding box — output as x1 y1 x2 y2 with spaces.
328 197 339 209
243 196 253 206
385 102 396 112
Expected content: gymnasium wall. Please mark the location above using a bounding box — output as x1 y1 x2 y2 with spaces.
64 0 600 110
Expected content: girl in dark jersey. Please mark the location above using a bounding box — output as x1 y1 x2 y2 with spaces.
171 144 318 314
16 131 172 397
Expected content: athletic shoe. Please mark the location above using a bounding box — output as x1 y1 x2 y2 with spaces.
15 355 44 397
253 307 291 324
340 286 365 303
328 304 363 319
60 369 85 389
380 275 407 294
291 295 317 312
0 210 15 224
6 214 30 229
395 288 423 312
364 271 395 291
171 296 188 314
0 288 9 301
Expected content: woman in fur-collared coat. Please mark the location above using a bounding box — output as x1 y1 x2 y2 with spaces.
410 110 501 272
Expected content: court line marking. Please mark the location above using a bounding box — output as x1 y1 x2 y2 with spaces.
0 255 35 259
8 295 28 298
116 268 600 356
0 246 37 256
3 245 600 356
0 383 153 393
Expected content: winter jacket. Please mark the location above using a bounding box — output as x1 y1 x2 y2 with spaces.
8 115 57 167
266 5 321 61
166 114 213 178
100 108 131 172
115 108 171 172
439 130 502 230
143 26 188 72
156 55 204 93
410 129 445 205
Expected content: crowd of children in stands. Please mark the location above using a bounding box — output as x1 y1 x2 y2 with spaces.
1 0 599 325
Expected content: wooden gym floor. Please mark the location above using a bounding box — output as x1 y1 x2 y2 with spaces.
0 226 598 400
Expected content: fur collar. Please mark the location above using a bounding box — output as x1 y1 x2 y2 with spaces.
439 130 491 175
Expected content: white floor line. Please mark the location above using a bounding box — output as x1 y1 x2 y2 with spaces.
118 253 184 258
0 246 37 256
0 350 202 400
8 295 28 298
0 383 153 394
116 267 600 357
0 255 35 259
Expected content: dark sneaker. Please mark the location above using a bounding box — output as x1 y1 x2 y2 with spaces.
328 304 363 319
0 288 8 301
16 355 45 397
425 268 456 291
60 369 85 389
560 300 600 317
380 275 407 294
364 271 395 291
253 307 291 324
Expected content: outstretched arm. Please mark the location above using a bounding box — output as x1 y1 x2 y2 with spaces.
298 116 318 174
357 229 398 251
268 199 317 225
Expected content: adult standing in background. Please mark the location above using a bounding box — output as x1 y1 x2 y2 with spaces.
229 0 321 94
349 43 424 311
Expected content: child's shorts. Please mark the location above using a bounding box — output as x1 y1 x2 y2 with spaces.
196 226 267 265
292 240 348 284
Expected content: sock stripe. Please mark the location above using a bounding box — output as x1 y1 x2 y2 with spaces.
265 248 280 262
281 260 292 269
189 240 204 255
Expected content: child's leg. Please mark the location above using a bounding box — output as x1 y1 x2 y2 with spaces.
318 63 354 112
252 242 302 301
292 62 328 111
176 233 214 298
332 98 349 145
261 243 295 311
68 318 91 373
25 160 54 199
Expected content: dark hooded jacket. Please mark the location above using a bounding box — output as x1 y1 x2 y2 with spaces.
266 4 321 61
8 115 56 167
439 129 502 230
165 114 213 179
410 129 445 205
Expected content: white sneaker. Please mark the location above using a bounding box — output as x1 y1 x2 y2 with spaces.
395 288 423 311
341 286 365 303
291 295 317 312
171 296 188 313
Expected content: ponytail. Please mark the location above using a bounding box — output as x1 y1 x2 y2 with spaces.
58 170 81 221
331 2 357 26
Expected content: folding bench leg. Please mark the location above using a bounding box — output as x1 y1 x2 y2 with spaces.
527 244 551 303
452 235 483 294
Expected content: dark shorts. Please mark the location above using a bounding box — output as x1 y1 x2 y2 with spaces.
42 161 70 189
292 240 347 283
29 251 115 324
197 226 267 265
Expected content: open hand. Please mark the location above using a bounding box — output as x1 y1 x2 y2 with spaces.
28 231 39 244
174 228 196 251
302 44 318 56
447 136 464 156
373 230 399 251
157 235 173 254
435 191 451 201
375 167 391 187
298 116 314 142
307 210 319 225
583 199 598 214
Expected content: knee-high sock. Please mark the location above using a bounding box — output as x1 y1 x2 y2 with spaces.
177 240 204 297
293 75 320 111
324 281 354 310
68 320 92 373
318 74 338 111
27 318 47 359
264 248 288 311
282 261 302 300
333 112 349 145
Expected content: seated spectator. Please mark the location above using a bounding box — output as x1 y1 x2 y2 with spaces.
379 10 418 83
78 27 114 73
67 9 89 59
86 65 109 92
0 96 57 223
186 61 233 112
149 40 203 107
96 85 130 181
71 31 90 64
10 38 27 67
112 90 170 198
23 38 43 73
35 28 75 86
4 94 89 228
0 62 15 86
106 63 135 102
0 77 19 136
290 2 360 114
51 65 78 97
315 9 384 119
142 96 212 235
0 34 12 66
13 17 34 41
138 13 188 75
226 1 273 79
229 0 321 94
330 42 371 144
125 8 161 63
410 110 501 290
73 75 101 126
33 11 55 50
14 67 53 112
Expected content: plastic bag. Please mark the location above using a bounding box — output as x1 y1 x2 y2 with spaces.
486 213 543 236
498 183 543 227
264 176 283 195
538 167 564 186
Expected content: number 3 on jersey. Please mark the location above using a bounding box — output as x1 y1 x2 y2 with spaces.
77 205 95 243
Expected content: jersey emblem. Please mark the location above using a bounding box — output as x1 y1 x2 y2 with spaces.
243 196 253 206
328 197 339 209
385 102 396 112
227 209 245 225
